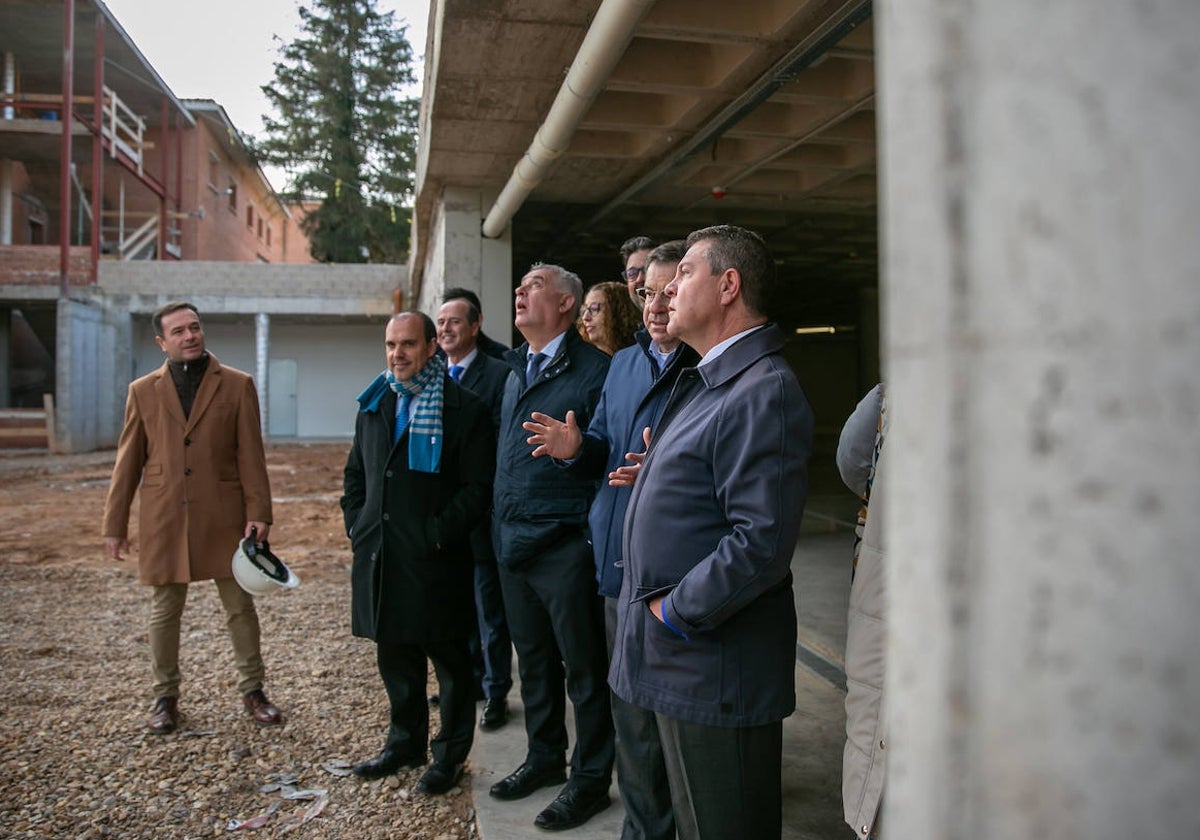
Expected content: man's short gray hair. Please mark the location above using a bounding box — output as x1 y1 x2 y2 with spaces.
529 262 583 319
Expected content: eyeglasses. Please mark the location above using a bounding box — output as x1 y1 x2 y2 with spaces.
580 303 604 319
622 266 645 281
635 287 667 303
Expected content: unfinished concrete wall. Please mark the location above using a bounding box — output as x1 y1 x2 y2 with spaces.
877 1 1200 839
98 261 402 317
416 186 512 341
56 298 125 452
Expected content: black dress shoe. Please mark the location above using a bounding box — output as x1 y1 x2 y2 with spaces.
479 697 509 731
534 784 612 831
489 762 567 801
351 746 427 780
415 762 464 795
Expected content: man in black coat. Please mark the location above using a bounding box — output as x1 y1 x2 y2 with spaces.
341 311 496 795
489 264 615 832
437 296 513 731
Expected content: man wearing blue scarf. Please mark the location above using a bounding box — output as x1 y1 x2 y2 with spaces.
341 311 496 796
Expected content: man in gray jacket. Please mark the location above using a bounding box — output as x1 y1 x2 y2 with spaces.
609 225 813 840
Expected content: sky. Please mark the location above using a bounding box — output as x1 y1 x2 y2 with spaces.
100 0 429 189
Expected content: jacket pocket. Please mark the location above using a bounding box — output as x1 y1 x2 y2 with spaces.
637 609 718 703
141 463 163 488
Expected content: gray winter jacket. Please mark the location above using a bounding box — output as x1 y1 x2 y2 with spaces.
842 418 888 838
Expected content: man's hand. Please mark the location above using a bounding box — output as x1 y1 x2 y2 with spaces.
523 410 583 460
105 537 130 562
246 522 270 542
648 595 666 623
608 426 652 487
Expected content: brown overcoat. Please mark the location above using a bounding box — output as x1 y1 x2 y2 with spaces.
102 355 273 586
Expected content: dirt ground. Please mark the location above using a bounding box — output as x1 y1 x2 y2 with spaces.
0 441 478 839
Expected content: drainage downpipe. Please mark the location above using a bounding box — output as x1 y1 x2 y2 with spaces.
255 313 270 438
480 0 655 240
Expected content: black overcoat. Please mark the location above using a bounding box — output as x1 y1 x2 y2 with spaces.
341 377 495 644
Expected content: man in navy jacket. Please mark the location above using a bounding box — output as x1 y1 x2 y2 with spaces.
610 226 814 840
489 264 615 832
523 240 698 840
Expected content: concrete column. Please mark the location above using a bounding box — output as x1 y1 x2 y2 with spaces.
255 313 269 437
877 1 1200 839
419 186 512 341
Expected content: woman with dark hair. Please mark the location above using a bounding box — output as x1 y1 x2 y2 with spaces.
577 281 642 356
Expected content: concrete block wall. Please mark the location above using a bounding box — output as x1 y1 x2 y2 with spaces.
98 261 404 317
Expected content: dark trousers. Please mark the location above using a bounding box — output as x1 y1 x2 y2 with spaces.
376 638 475 766
656 714 783 840
473 555 513 700
498 533 614 787
607 597 675 840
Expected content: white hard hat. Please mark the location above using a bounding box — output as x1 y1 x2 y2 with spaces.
232 530 299 596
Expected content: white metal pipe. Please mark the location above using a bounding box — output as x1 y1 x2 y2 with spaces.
255 313 270 437
3 53 15 244
3 52 14 120
480 0 655 239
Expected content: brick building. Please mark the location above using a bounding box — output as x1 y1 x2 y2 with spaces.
0 0 399 447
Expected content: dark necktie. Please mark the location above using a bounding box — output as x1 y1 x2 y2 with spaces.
526 352 546 388
449 364 464 381
393 393 413 444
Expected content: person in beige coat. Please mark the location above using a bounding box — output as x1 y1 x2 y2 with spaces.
840 388 887 839
103 302 283 734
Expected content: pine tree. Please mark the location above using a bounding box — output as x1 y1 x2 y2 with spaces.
257 0 418 263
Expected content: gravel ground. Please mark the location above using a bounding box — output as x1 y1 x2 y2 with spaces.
0 443 478 840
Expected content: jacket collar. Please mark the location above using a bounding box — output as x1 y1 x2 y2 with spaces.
634 328 700 378
695 324 784 389
154 352 224 431
504 328 587 386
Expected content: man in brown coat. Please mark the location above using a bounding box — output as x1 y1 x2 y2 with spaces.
103 302 283 734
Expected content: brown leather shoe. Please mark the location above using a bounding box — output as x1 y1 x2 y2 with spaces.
243 689 282 726
147 696 179 735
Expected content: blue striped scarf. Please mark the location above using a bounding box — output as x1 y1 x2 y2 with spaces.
356 354 446 473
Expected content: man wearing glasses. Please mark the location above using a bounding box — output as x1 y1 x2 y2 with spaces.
523 240 699 840
619 235 655 309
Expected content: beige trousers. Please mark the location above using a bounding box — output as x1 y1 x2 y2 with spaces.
149 578 265 698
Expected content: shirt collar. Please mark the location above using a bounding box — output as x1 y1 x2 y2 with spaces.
650 341 676 372
530 330 568 363
698 324 767 367
450 347 479 371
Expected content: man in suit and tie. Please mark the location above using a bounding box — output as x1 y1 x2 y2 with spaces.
489 264 615 831
522 240 698 840
443 286 509 359
341 311 495 795
437 296 513 730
